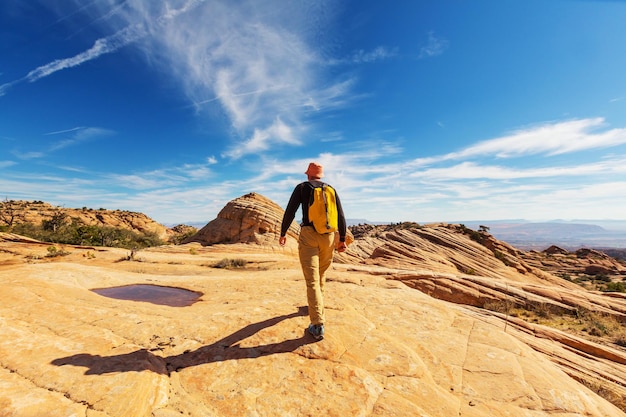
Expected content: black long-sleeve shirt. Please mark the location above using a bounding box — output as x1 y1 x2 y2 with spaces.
280 180 347 242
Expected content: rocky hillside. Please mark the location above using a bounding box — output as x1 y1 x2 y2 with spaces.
0 199 178 242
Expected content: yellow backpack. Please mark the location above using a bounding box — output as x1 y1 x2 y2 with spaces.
306 182 338 234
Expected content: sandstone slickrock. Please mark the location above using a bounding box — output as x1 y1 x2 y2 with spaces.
1 242 625 416
183 193 300 247
3 192 626 416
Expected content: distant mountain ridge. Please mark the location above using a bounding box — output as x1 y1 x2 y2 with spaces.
459 221 626 250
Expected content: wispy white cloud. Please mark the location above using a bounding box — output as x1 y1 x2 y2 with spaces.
223 117 300 159
4 132 626 223
0 0 206 94
5 115 626 224
107 160 217 190
328 46 398 65
123 0 345 158
8 127 114 160
419 31 449 58
0 26 144 96
352 46 397 63
0 161 17 168
25 29 142 83
12 151 45 160
2 1 353 160
441 118 626 160
47 127 115 152
44 127 84 136
0 80 19 97
413 158 626 181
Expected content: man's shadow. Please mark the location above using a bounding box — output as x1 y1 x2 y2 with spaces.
51 306 314 376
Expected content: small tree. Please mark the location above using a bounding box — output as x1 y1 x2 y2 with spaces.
0 198 26 227
42 208 68 233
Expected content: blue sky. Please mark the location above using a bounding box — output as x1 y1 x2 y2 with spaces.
2 0 626 226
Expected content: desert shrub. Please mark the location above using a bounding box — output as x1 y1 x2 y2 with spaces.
493 250 510 266
603 281 626 293
213 258 247 269
558 273 572 281
6 221 164 249
483 300 514 314
528 302 554 319
10 222 41 238
459 224 485 245
387 221 421 230
574 275 592 283
595 274 611 283
45 245 70 258
576 309 625 340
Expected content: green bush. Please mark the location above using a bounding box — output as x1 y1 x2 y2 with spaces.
7 221 164 249
603 282 626 293
46 245 70 257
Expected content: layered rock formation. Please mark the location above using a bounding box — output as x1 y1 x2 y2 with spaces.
183 192 300 246
523 246 626 278
1 240 625 416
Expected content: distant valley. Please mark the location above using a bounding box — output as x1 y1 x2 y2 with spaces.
458 220 626 251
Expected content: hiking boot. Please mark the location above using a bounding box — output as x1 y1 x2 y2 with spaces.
308 323 324 340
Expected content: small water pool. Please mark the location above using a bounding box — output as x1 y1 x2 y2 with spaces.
92 284 202 307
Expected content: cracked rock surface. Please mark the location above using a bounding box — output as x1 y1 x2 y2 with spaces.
1 239 625 416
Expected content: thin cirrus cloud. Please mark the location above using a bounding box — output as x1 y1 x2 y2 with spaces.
1 1 386 161
0 161 17 169
46 127 115 152
0 0 215 95
108 161 217 191
326 46 398 65
0 21 146 97
8 127 114 161
146 0 345 159
436 118 626 162
316 118 626 196
418 31 449 58
414 159 626 181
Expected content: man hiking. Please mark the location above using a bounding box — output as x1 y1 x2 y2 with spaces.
279 162 347 340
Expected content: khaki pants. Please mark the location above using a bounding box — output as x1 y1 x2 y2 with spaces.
298 226 335 325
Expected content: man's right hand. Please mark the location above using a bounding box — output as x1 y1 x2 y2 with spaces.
279 236 287 246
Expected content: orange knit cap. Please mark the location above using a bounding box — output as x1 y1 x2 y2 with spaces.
305 162 324 179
